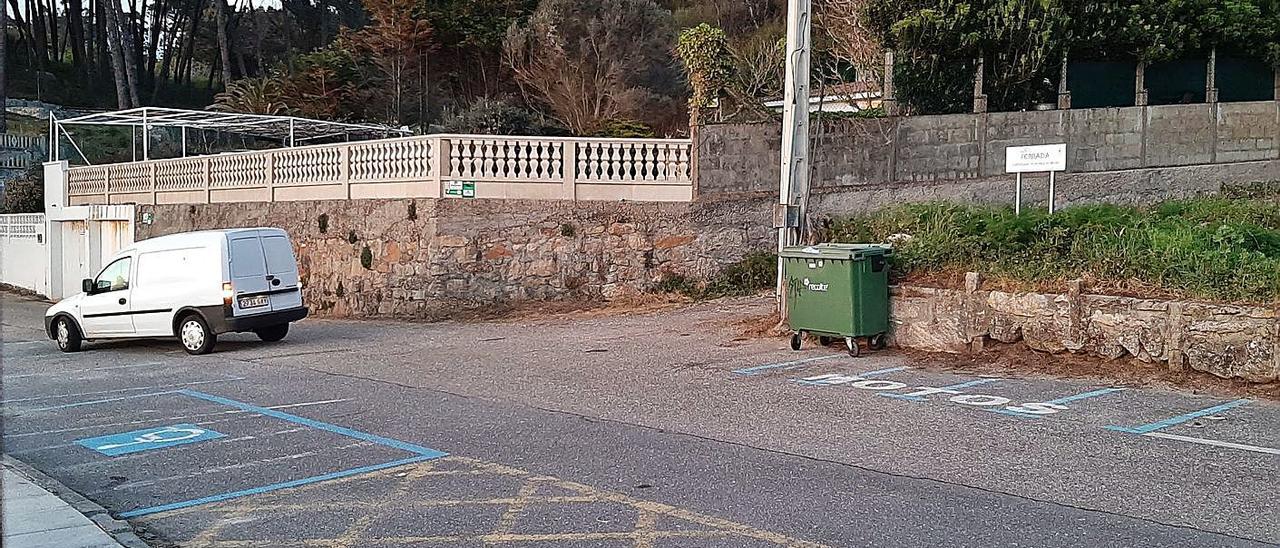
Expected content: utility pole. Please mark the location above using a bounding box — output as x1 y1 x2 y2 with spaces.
776 0 812 314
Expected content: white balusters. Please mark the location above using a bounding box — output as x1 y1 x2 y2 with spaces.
63 134 693 203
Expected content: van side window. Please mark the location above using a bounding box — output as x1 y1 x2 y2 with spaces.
230 237 266 278
94 257 132 292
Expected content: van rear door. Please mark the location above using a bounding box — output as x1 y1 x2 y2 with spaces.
260 231 303 311
228 231 273 315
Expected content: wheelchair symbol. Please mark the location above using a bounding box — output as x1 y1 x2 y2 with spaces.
93 426 207 452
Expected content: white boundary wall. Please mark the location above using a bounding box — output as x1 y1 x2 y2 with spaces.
0 213 49 296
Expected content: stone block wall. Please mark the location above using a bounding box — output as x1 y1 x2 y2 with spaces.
891 279 1280 383
135 197 775 319
698 101 1280 205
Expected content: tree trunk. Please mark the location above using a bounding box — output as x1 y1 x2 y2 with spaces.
153 8 182 101
145 0 166 81
100 0 131 108
67 0 88 77
212 0 233 85
111 0 141 106
46 0 58 59
28 0 47 68
1 0 8 134
6 0 30 65
180 0 204 85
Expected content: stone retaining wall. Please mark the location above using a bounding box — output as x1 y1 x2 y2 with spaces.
892 275 1279 382
136 198 775 319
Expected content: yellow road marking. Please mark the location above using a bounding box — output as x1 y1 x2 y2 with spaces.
143 456 831 547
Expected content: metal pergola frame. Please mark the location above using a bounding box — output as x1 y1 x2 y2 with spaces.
50 107 411 164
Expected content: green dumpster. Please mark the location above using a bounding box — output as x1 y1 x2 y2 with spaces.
781 243 891 357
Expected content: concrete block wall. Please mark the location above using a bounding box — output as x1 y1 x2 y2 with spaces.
698 101 1280 205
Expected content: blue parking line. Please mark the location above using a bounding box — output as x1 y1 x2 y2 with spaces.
880 379 999 402
117 455 435 518
733 355 842 376
992 387 1128 418
178 390 447 458
1045 387 1126 405
1106 399 1252 434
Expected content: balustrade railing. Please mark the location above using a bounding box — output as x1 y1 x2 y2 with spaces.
63 134 693 205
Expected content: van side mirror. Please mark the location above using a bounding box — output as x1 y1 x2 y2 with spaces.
82 279 94 294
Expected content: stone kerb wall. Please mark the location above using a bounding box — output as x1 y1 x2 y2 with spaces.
892 276 1279 383
700 101 1280 210
135 197 775 319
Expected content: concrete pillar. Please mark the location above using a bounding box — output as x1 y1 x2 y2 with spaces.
1135 62 1149 106
1206 47 1219 104
1057 53 1072 110
973 56 988 114
882 50 898 116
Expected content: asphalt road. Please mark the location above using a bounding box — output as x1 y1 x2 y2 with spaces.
3 293 1277 547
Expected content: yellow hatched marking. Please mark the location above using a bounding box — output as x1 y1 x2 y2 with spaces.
142 456 830 547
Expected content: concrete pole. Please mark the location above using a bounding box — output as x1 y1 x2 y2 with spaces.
1206 47 1219 104
1135 62 1149 106
1057 52 1072 110
776 0 812 313
973 55 987 114
288 118 296 147
883 50 898 116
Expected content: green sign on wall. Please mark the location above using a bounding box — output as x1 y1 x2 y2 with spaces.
445 182 476 198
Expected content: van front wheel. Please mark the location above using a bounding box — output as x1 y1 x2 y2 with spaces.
179 314 216 355
255 324 289 342
55 317 83 353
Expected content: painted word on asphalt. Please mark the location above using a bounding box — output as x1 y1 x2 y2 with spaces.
77 423 225 456
795 372 1124 418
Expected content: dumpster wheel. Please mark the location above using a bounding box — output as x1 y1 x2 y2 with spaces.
845 337 861 358
790 332 803 351
869 333 887 351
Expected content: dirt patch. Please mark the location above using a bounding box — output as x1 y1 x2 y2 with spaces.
906 345 1280 401
459 293 692 324
735 301 1280 400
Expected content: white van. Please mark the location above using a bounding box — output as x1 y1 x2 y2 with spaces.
44 228 309 355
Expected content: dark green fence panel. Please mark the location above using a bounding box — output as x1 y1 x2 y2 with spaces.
1147 59 1207 105
1067 61 1136 108
1217 57 1275 102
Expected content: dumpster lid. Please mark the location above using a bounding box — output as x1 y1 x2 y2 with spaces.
780 243 891 260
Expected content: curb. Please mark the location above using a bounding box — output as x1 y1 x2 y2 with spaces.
3 456 151 548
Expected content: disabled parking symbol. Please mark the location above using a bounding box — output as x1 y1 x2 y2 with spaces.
77 424 225 456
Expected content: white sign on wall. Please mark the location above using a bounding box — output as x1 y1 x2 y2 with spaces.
1005 144 1067 173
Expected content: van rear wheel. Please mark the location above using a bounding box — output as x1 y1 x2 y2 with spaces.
179 314 216 355
255 323 289 342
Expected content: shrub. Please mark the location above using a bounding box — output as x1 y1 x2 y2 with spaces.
656 251 776 300
827 199 1280 303
2 166 44 213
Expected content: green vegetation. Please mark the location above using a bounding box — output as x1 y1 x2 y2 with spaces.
828 198 1280 302
657 251 776 299
1 167 44 213
867 0 1280 114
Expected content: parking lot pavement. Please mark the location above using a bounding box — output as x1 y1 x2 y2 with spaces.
3 292 1278 547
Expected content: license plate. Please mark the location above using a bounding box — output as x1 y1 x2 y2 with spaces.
238 295 269 309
